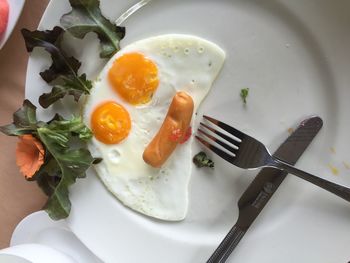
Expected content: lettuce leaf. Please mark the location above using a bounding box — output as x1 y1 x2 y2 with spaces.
0 100 97 220
21 27 92 108
60 0 125 58
37 124 95 219
0 100 39 136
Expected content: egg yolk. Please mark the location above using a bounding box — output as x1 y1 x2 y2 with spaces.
108 52 159 105
91 102 131 144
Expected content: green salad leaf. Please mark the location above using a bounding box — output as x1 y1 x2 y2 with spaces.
21 27 92 108
193 151 215 169
240 88 249 104
0 100 38 136
0 100 97 220
60 0 125 58
38 122 95 219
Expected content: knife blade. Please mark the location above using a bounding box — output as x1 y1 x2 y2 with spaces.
207 116 323 263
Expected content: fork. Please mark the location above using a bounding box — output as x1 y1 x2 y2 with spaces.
196 115 350 202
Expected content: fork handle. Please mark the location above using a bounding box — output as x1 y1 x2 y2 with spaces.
207 226 246 263
272 158 350 202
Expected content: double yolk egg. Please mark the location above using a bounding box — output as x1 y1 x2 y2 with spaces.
85 35 225 221
91 53 159 145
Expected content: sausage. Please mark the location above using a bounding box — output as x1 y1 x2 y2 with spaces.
143 91 194 168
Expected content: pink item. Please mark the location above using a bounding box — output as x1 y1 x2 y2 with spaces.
0 0 9 36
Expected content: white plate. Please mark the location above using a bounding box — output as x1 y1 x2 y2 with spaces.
26 0 350 262
0 254 31 263
0 0 25 49
0 244 76 263
11 211 102 263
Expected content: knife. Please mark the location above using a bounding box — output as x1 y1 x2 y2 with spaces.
207 116 323 263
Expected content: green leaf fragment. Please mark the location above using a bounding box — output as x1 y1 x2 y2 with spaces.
61 0 125 58
240 88 249 104
46 116 93 141
36 161 61 196
193 151 214 169
21 27 92 108
0 100 38 136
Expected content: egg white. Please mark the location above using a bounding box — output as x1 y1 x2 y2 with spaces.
84 34 225 221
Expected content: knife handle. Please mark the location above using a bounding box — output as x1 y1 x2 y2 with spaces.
207 225 246 263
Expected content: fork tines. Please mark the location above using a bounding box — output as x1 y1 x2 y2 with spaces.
195 115 243 163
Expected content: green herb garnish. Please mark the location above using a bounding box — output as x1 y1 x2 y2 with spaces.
0 100 99 220
193 151 214 169
60 0 125 59
240 88 249 104
21 27 93 108
2 0 127 220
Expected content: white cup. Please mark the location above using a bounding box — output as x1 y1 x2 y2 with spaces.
0 244 77 263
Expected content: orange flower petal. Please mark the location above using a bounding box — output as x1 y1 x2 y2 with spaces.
16 134 45 179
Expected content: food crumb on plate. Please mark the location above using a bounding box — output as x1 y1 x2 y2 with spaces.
328 164 339 176
343 161 350 170
287 127 294 134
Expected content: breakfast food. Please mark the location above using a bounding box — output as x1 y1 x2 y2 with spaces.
0 0 9 36
143 91 194 168
84 34 225 220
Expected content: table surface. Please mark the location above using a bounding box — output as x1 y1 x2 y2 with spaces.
0 0 49 249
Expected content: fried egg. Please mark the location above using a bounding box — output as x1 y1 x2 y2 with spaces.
84 34 225 221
